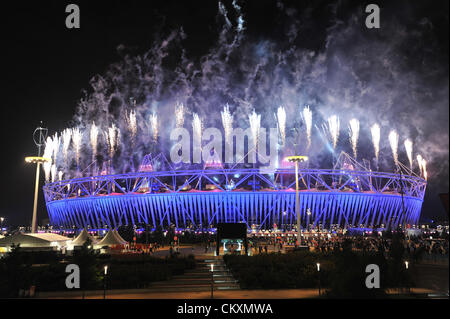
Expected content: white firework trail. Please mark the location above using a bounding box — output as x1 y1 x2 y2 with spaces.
302 106 312 150
388 130 399 168
42 136 53 182
370 123 381 163
51 163 57 183
416 154 424 176
127 110 137 145
62 128 72 165
422 159 428 180
175 103 185 128
326 115 340 149
150 113 158 142
58 171 63 181
249 110 261 150
221 104 233 144
276 106 286 146
106 123 119 159
416 154 428 179
404 139 413 170
192 113 203 147
90 122 99 162
72 127 83 168
51 133 60 163
348 118 360 159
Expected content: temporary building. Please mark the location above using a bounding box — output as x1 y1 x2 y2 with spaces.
0 232 71 252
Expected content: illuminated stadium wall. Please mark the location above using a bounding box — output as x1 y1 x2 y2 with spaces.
43 167 426 230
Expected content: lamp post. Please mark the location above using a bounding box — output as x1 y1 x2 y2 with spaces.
210 263 214 299
25 156 51 233
103 265 108 299
404 261 409 294
285 156 309 246
316 262 321 296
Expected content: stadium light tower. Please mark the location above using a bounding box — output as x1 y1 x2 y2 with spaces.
285 155 308 246
26 123 49 233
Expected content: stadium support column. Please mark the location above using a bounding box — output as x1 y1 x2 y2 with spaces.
285 156 309 246
26 156 50 233
32 162 41 233
295 161 301 246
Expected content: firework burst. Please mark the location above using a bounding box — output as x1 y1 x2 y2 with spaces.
404 139 413 170
389 130 399 168
276 106 286 146
302 106 312 150
221 104 233 144
175 103 185 128
249 110 261 150
127 110 137 146
90 122 99 163
72 127 83 168
348 118 360 159
326 115 340 149
370 123 381 164
150 113 158 142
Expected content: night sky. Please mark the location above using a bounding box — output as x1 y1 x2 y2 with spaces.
1 0 448 227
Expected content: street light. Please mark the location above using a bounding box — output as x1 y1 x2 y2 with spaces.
210 263 214 299
25 156 51 233
0 217 4 230
316 263 321 296
103 265 108 299
285 156 309 246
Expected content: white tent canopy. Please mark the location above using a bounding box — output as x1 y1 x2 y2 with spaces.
71 228 95 246
95 229 127 247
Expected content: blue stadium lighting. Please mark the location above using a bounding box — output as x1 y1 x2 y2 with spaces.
43 166 426 231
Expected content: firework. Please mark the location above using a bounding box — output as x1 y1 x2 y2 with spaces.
90 122 99 163
302 106 312 150
404 139 413 170
276 106 286 146
58 171 63 181
106 123 119 160
370 123 381 163
416 154 427 179
72 127 83 168
221 104 233 144
150 113 158 142
326 115 340 149
416 154 423 176
192 113 202 147
348 118 360 159
389 130 399 167
51 133 60 163
51 163 57 183
42 136 53 182
127 110 137 145
62 128 72 165
422 159 428 180
249 110 261 150
175 103 185 128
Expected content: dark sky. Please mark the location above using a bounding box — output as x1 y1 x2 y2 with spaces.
0 0 448 227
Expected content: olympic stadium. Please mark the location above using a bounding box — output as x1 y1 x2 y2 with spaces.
42 152 427 231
